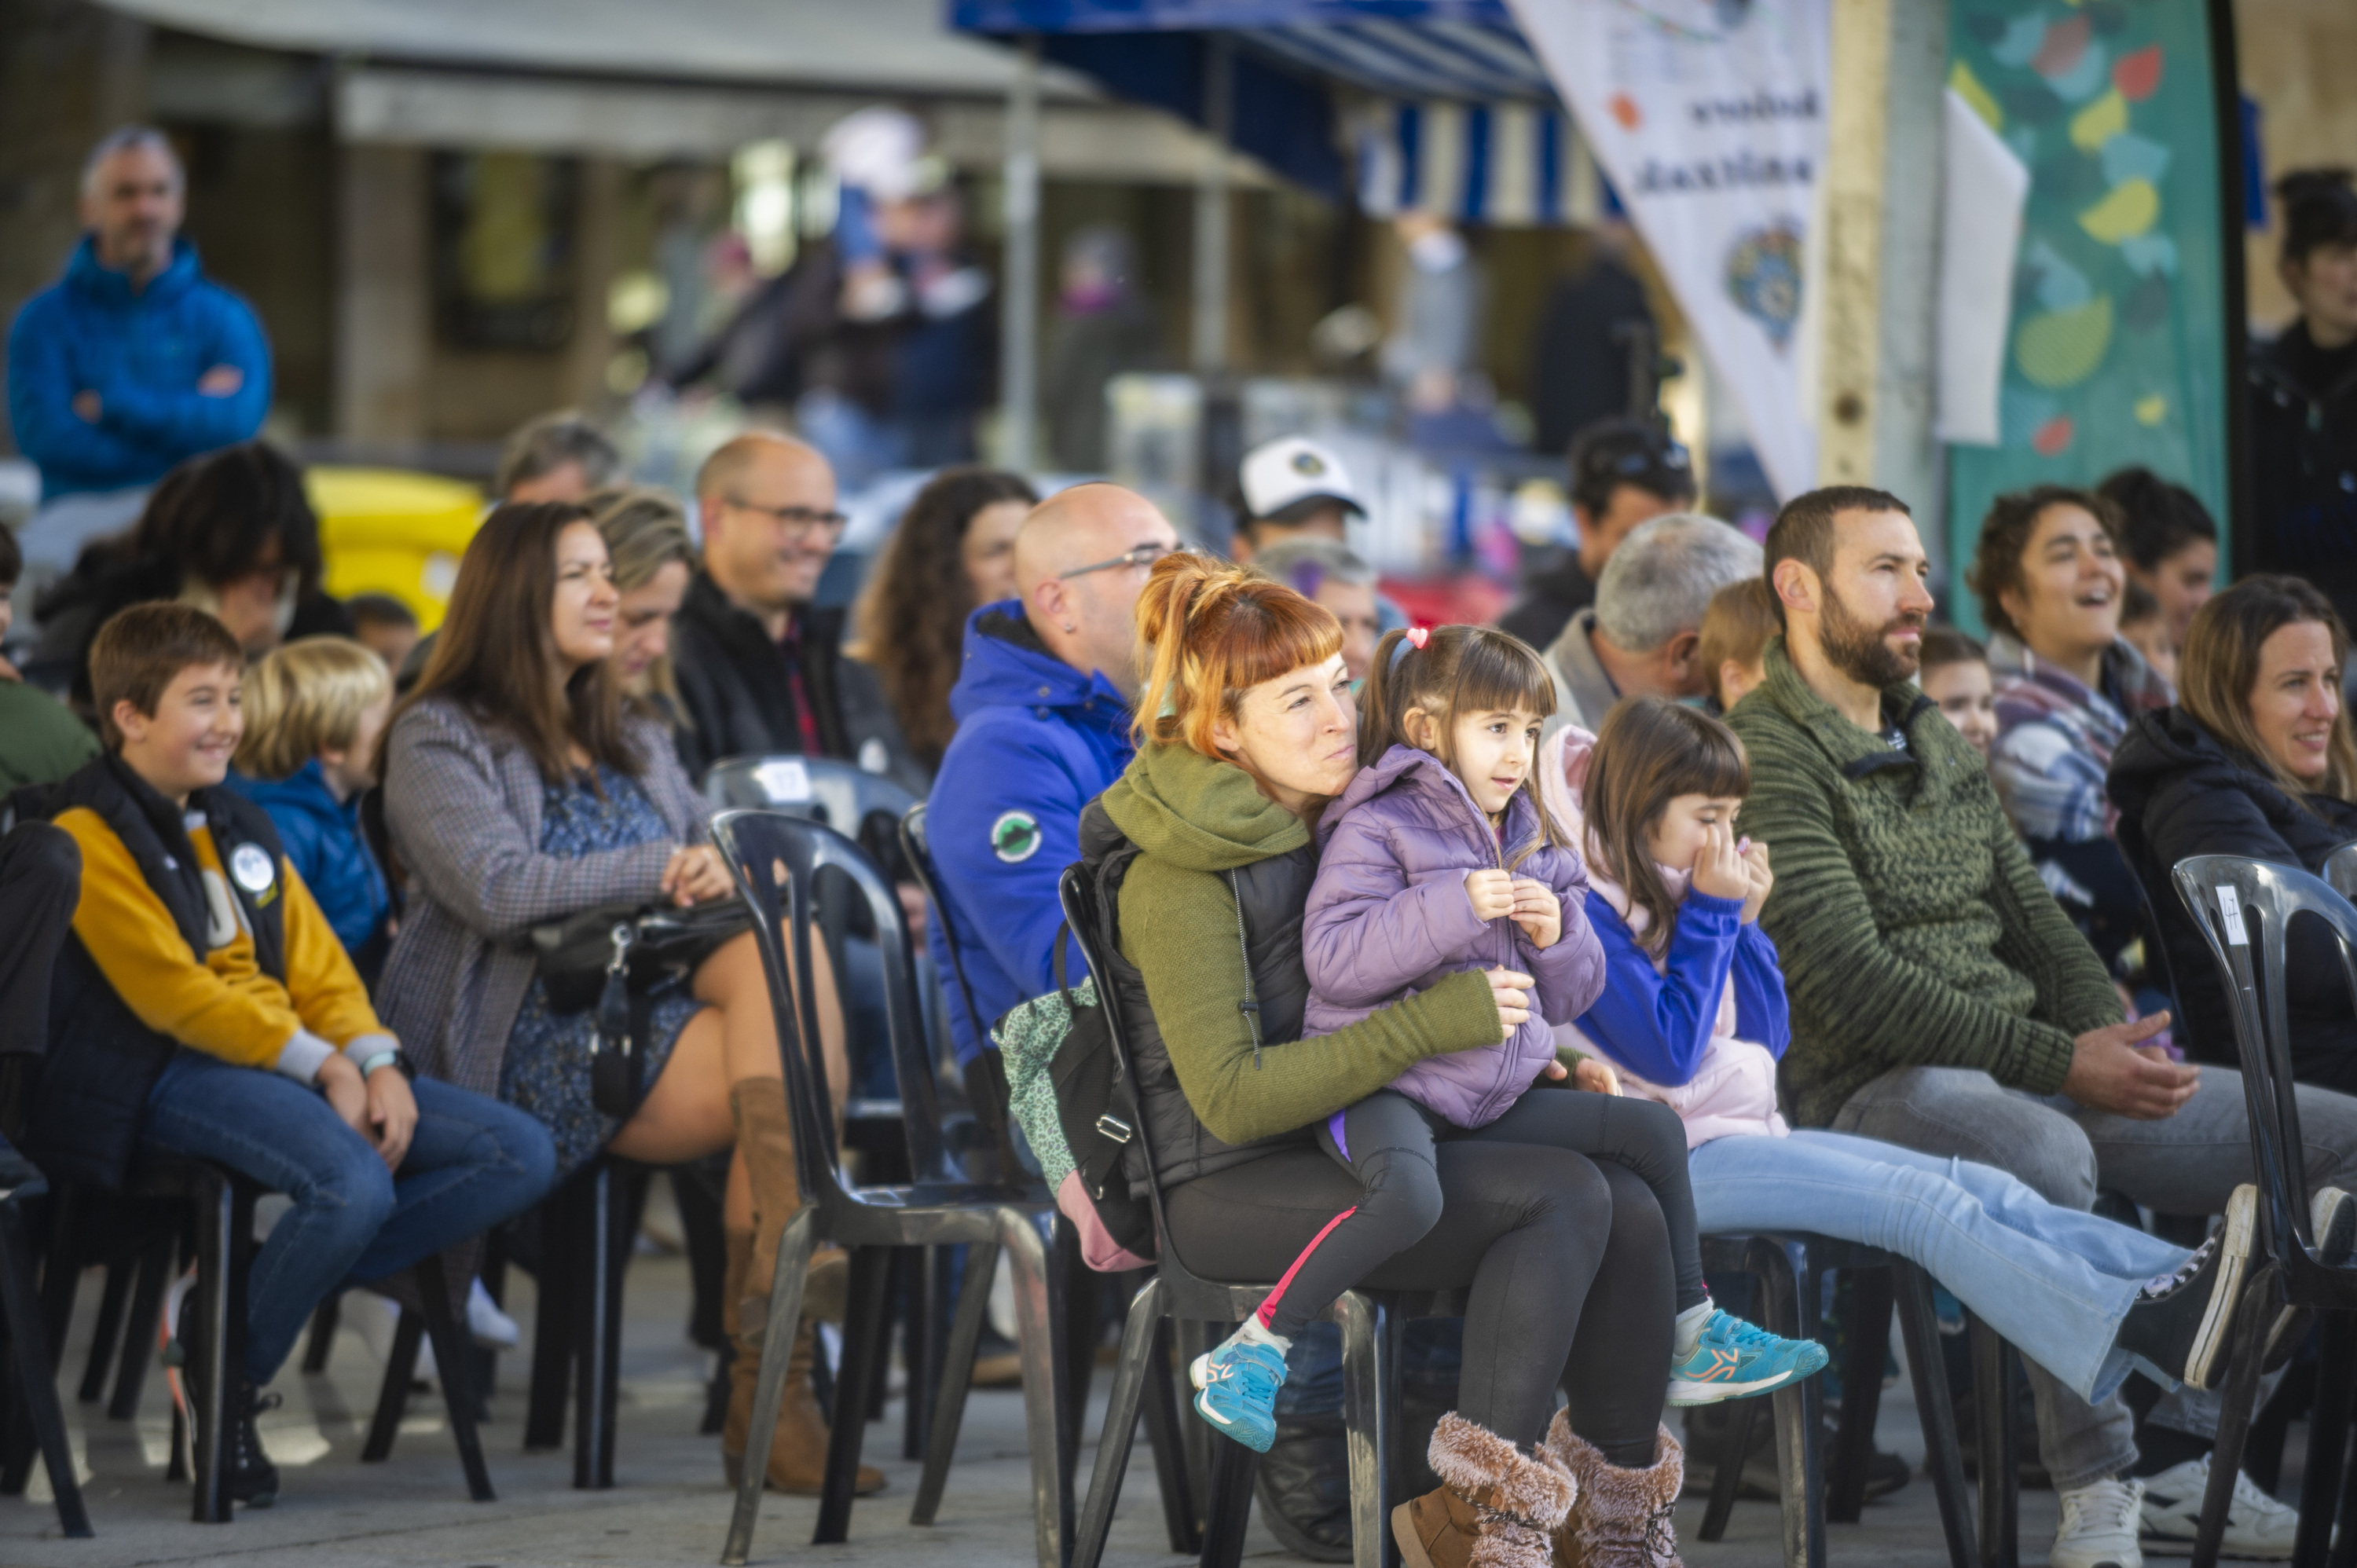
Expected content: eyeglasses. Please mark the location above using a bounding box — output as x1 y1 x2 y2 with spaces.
726 496 849 537
1059 543 1175 580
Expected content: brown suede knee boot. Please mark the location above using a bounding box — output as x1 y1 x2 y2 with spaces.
720 1228 884 1496
1392 1412 1578 1568
728 1078 848 1321
1541 1413 1684 1568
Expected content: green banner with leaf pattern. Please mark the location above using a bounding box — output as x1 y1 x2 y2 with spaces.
1945 0 2229 629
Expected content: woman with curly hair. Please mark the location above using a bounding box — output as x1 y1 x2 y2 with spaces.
852 467 1037 775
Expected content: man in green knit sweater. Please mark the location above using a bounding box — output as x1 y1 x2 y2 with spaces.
1730 485 2357 1564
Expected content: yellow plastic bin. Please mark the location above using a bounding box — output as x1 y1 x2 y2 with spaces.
306 467 484 631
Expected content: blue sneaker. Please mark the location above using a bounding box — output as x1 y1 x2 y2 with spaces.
1189 1333 1288 1452
1666 1309 1829 1407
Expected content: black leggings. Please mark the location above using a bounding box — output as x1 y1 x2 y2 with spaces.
1166 1139 1673 1460
1252 1086 1703 1342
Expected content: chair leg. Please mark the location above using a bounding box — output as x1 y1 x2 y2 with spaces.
299 1294 341 1376
912 1241 998 1526
1072 1276 1165 1568
1967 1317 2019 1568
1335 1290 1395 1568
360 1299 426 1462
1198 1432 1259 1568
33 1184 82 1378
574 1162 626 1490
1768 1242 1827 1568
1141 1314 1201 1555
2297 1313 2355 1568
815 1246 893 1543
523 1185 573 1451
1827 1267 1893 1523
415 1255 495 1502
1698 1395 1761 1542
722 1207 818 1567
108 1234 173 1421
1893 1261 1978 1568
79 1258 134 1403
901 1246 935 1462
189 1170 236 1524
1173 1318 1215 1536
2191 1264 2278 1568
0 1201 91 1537
1001 1207 1073 1568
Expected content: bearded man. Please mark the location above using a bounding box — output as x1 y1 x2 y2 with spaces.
1727 485 2357 1566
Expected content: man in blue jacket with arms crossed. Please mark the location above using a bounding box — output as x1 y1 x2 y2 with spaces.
8 126 271 593
925 482 1176 1124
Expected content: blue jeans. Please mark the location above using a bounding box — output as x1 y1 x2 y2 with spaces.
141 1050 558 1385
1688 1130 2189 1415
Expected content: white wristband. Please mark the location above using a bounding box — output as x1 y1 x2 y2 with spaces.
354 1049 400 1078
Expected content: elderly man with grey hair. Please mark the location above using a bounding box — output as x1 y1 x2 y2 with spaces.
1534 511 1762 738
8 125 271 603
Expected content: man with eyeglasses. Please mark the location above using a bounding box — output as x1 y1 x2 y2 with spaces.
669 431 920 791
1497 418 1696 653
922 483 1178 1113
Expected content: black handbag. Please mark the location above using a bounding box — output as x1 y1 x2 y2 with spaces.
532 899 753 1115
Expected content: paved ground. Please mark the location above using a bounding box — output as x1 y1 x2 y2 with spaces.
0 1246 2308 1568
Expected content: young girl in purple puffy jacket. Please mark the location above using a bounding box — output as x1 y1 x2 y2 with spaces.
1189 625 1824 1453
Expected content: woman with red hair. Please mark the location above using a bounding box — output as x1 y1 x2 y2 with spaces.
1072 553 1684 1568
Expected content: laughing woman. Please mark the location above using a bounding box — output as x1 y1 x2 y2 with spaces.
1970 485 2174 973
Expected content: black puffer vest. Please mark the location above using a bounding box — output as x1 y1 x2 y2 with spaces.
10 756 290 1189
1076 799 1319 1196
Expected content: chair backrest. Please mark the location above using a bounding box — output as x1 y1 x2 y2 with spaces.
2112 812 2195 1054
704 753 917 859
2170 854 2357 1300
2320 839 2357 903
900 804 988 1073
714 808 955 1196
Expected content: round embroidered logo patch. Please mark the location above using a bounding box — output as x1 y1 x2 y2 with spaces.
991 811 1042 864
229 842 276 894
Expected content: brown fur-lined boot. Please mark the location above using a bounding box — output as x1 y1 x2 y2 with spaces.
1542 1414 1684 1568
1391 1412 1578 1568
720 1228 883 1496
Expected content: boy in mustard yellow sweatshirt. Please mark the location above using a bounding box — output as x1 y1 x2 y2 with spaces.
21 604 556 1507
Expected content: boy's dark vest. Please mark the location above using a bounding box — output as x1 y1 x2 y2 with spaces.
10 756 290 1189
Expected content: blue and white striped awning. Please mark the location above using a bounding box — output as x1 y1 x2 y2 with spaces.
1349 98 1602 225
1242 15 1556 102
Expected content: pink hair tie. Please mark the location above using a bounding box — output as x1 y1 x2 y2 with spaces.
1405 626 1430 649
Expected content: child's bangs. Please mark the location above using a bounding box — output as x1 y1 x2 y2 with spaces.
1444 633 1557 724
1662 716 1750 801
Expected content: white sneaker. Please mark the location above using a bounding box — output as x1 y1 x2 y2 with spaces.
466 1278 520 1350
2138 1456 2298 1559
2053 1478 2146 1568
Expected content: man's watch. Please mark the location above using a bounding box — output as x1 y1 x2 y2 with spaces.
354 1048 416 1081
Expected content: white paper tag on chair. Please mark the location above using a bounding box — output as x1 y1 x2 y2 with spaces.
755 759 812 804
2218 885 2249 947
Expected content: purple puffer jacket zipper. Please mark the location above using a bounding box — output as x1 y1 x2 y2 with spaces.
1303 744 1607 1128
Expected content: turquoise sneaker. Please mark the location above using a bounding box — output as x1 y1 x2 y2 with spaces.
1189 1333 1288 1452
1666 1310 1830 1407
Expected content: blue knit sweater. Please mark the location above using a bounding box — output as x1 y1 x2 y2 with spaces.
7 238 271 498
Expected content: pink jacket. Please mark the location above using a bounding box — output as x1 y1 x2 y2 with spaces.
1538 726 1790 1148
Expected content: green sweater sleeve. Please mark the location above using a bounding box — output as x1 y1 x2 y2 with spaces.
1985 811 2127 1040
1743 743 2080 1097
1119 855 1503 1145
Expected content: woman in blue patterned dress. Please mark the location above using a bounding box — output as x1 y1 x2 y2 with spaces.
379 500 876 1497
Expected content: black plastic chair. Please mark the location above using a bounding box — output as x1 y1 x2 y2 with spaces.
901 803 988 1090
2169 854 2357 1568
713 808 1070 1568
1693 1235 1994 1568
1061 861 1481 1568
0 1163 91 1537
704 753 918 862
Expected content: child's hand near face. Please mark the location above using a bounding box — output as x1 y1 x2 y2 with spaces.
1738 840 1772 925
1691 821 1750 902
1508 877 1561 948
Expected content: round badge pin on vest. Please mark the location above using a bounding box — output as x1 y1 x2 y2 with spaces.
229 841 277 895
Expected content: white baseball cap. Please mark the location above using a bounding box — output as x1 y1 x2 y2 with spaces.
1240 437 1366 524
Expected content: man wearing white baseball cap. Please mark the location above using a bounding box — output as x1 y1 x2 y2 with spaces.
1233 435 1367 563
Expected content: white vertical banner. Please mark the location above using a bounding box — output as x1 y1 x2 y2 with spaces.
1505 0 1828 500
